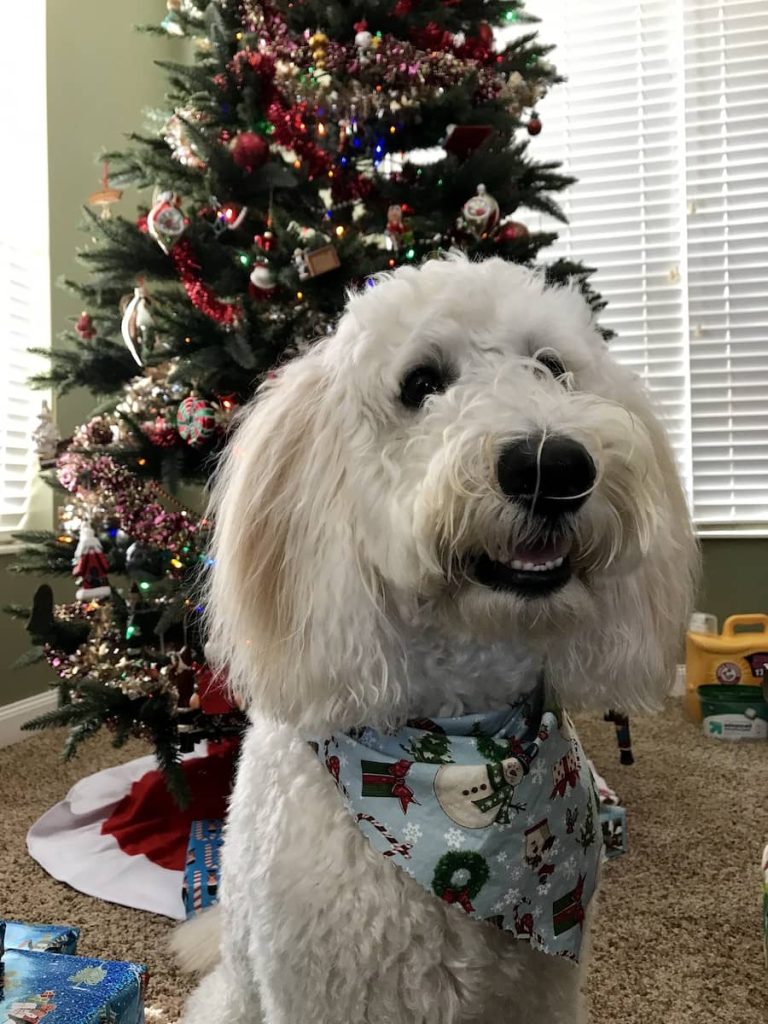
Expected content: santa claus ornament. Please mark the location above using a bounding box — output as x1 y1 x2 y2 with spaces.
354 20 373 59
72 524 112 601
457 184 500 239
249 261 276 299
147 192 189 254
385 204 407 253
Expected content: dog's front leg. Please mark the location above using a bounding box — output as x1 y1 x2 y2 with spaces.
181 961 264 1024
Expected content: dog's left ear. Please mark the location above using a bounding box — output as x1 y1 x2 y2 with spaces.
203 345 401 731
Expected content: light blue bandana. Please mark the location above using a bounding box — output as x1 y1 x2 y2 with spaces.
313 683 601 963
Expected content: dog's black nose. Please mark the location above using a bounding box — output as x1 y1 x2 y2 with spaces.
497 436 596 516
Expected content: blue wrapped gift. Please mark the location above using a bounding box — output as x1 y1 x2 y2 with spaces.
599 803 627 859
182 819 223 918
0 949 147 1024
1 921 80 956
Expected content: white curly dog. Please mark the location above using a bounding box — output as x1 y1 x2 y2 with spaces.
178 257 697 1024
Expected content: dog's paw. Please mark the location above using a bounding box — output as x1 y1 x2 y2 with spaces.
170 903 222 975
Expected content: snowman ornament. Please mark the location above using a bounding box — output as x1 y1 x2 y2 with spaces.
434 757 527 829
354 19 373 61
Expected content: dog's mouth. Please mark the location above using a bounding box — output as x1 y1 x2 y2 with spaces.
470 536 573 597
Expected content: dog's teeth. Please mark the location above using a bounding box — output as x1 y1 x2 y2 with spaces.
552 556 564 568
522 562 536 571
511 559 525 570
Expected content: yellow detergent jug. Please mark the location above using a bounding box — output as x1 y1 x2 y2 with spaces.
685 614 768 721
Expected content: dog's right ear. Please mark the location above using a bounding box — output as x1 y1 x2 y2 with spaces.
203 347 400 731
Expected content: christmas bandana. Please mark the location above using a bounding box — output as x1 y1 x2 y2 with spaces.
312 684 602 963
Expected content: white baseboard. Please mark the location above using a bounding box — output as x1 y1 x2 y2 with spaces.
0 690 58 749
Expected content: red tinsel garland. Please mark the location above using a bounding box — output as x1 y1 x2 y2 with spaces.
170 238 242 326
266 100 334 179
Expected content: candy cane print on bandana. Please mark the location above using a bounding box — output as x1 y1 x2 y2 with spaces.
311 681 602 963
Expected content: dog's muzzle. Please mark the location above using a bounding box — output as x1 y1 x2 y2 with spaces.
470 436 595 598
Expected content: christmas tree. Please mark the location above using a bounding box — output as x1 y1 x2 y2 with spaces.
6 0 608 801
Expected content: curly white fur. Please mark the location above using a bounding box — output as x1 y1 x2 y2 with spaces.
180 257 698 1024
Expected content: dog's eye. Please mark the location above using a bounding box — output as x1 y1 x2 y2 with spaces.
399 364 448 409
535 351 567 380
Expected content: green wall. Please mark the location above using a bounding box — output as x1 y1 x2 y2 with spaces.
696 539 768 628
0 0 182 705
1 3 766 707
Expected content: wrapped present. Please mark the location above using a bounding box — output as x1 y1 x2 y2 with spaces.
182 819 224 918
599 803 627 860
0 949 147 1024
1 921 79 957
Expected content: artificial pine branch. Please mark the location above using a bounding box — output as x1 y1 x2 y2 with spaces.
11 647 46 670
2 604 32 620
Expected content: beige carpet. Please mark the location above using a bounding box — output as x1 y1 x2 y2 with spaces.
1 701 765 1023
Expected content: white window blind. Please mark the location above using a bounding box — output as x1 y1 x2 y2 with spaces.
0 3 51 541
509 0 768 531
683 0 768 526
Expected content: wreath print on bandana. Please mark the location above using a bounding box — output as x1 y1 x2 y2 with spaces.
311 682 602 963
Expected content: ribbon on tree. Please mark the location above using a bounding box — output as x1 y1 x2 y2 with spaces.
170 238 242 326
360 758 417 813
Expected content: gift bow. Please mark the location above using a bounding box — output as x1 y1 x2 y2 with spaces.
441 887 474 914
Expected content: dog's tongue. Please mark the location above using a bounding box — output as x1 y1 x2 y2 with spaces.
510 537 571 565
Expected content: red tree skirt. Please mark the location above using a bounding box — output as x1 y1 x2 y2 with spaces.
27 740 237 918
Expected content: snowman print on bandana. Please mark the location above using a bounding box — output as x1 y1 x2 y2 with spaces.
434 756 528 828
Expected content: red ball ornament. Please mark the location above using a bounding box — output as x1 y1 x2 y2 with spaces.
527 115 543 136
176 397 217 447
496 221 530 243
477 22 494 47
144 417 179 448
75 311 96 340
230 132 270 173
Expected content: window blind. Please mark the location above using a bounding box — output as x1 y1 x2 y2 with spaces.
0 3 50 541
683 0 768 526
509 0 768 530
